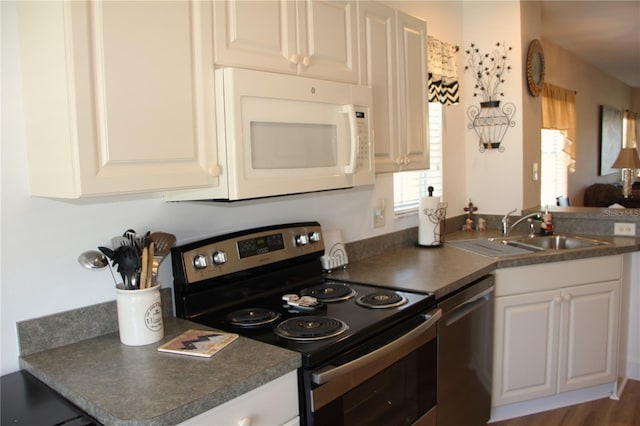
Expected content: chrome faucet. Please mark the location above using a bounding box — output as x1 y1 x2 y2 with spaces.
502 209 542 236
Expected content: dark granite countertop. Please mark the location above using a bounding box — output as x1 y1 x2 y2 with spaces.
19 317 300 426
328 230 640 299
327 244 496 299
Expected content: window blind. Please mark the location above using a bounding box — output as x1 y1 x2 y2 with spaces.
394 103 443 214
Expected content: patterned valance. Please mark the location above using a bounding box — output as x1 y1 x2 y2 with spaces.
427 36 459 105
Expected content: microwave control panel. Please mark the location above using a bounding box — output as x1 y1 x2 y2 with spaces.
355 109 371 171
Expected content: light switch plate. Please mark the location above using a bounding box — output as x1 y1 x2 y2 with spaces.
614 222 636 236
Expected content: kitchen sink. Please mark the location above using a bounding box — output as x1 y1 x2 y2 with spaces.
489 234 611 251
449 234 611 258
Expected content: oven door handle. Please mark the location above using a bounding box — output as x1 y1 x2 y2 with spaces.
312 308 442 385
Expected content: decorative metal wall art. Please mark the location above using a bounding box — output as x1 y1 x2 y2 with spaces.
467 101 516 152
464 42 516 152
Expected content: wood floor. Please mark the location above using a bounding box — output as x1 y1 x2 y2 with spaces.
491 380 640 426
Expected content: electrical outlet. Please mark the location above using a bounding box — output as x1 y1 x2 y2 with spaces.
373 207 385 228
372 199 386 228
614 222 636 236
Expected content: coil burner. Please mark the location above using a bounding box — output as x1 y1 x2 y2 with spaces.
356 290 408 309
299 282 356 302
225 308 281 327
275 316 348 341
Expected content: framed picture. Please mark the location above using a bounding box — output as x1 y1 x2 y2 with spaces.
599 105 623 176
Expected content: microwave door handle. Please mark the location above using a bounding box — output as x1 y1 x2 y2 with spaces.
341 104 357 174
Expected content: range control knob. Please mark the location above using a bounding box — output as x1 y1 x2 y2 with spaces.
308 231 321 243
212 250 227 265
193 254 208 270
295 234 309 246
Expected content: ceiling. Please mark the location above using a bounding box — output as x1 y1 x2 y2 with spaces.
540 0 640 88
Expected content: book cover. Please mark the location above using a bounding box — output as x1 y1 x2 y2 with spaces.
157 329 239 358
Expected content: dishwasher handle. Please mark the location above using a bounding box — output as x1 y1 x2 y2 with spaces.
444 287 493 327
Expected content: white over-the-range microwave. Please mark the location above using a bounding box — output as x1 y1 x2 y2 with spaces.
165 68 374 202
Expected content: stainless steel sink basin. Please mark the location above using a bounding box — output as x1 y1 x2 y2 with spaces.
489 234 611 251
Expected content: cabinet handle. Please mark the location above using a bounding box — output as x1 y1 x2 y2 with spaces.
405 157 411 165
237 418 251 426
563 294 572 302
289 54 300 65
301 55 310 66
554 296 562 304
342 104 357 174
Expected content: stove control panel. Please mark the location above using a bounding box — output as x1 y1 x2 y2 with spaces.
179 223 324 284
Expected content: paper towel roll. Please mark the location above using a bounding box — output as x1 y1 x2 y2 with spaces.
419 196 443 246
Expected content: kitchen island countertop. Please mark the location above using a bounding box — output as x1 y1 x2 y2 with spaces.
19 317 300 425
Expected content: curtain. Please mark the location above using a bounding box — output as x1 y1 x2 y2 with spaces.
427 36 459 105
542 83 577 171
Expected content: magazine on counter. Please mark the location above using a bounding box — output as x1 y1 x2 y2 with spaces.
157 329 239 358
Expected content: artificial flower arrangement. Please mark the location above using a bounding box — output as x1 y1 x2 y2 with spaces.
464 42 512 102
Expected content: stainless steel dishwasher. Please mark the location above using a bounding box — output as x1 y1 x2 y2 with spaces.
437 275 494 426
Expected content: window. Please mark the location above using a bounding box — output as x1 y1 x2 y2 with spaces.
393 103 443 214
540 128 570 206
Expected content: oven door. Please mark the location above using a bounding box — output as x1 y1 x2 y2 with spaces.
305 308 441 426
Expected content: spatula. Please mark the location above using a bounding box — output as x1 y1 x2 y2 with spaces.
149 232 176 285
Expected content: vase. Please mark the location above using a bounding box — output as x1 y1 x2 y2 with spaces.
115 284 164 346
467 100 516 152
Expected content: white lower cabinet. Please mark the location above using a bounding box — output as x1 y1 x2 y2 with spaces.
178 371 299 426
492 255 621 407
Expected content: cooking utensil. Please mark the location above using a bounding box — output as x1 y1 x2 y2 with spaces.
145 241 155 288
100 245 140 290
123 228 137 244
126 229 151 250
117 245 141 290
111 236 130 248
95 246 121 286
149 232 176 285
139 246 148 289
77 250 108 270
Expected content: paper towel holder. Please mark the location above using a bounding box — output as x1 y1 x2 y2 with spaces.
418 186 447 248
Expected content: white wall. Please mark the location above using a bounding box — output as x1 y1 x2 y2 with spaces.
1 1 468 375
462 1 525 214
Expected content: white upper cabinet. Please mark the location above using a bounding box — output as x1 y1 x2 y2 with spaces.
214 0 359 83
358 1 429 173
16 1 220 198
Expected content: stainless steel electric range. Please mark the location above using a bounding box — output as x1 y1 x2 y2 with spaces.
171 222 440 426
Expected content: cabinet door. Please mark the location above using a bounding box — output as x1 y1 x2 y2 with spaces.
358 1 399 173
18 1 219 197
396 11 429 171
558 280 620 393
177 371 298 425
298 0 359 83
214 0 358 83
213 1 298 74
493 290 561 406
